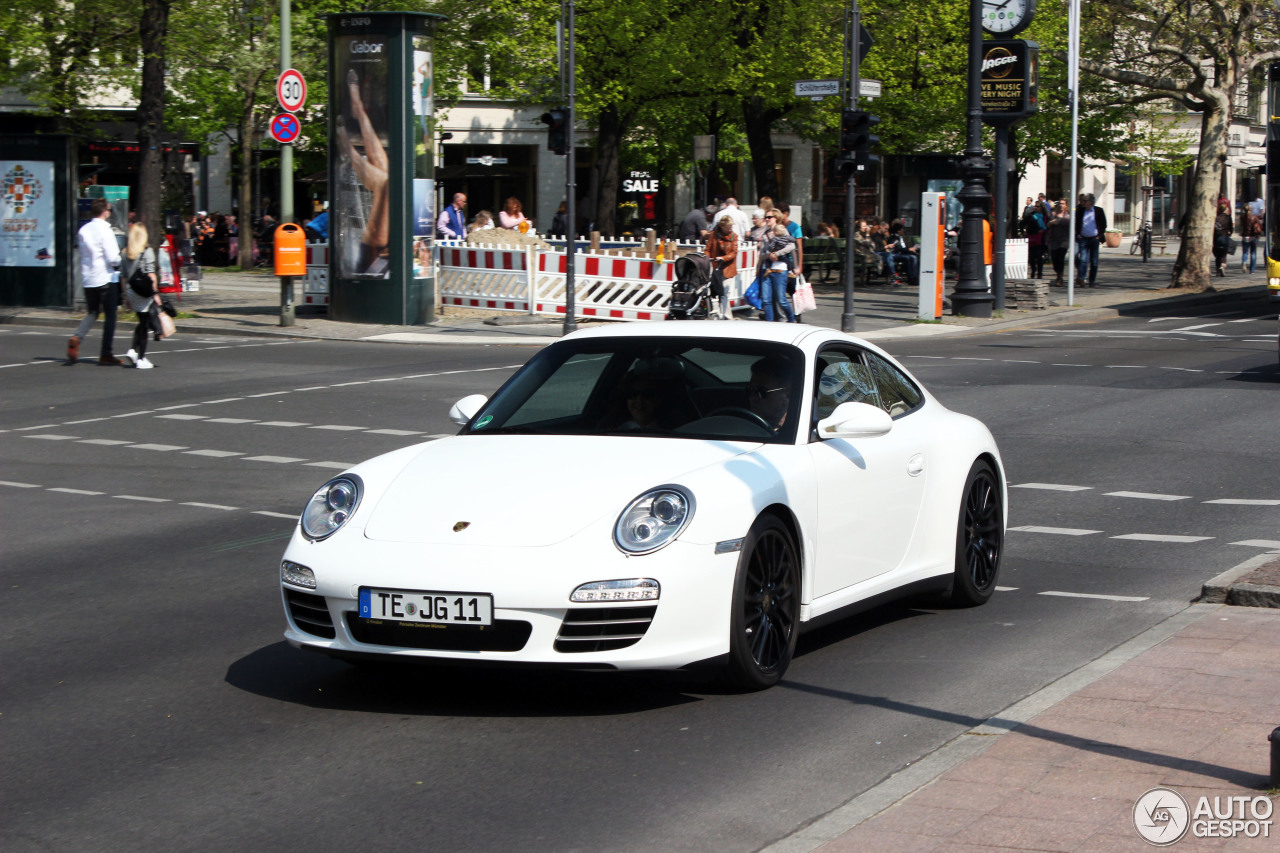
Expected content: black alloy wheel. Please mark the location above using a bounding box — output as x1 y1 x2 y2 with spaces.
725 514 799 689
950 459 1003 607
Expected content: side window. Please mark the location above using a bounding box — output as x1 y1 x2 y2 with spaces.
866 353 923 418
813 348 880 423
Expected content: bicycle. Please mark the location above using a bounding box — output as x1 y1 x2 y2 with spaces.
1130 221 1152 262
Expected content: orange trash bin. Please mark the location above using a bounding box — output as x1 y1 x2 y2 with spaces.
274 223 307 276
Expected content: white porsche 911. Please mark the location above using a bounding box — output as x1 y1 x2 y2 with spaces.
279 323 1005 689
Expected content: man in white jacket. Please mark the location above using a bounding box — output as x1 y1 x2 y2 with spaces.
69 199 123 365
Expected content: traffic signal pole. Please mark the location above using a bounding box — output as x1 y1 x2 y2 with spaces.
840 3 861 333
563 0 576 335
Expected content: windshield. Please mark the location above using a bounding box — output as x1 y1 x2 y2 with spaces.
463 337 805 444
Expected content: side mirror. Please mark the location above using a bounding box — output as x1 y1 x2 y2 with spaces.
448 394 488 426
816 401 893 439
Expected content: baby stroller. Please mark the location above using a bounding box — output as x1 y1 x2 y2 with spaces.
666 252 714 320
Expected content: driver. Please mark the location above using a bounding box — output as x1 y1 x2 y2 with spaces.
618 372 667 430
747 356 792 431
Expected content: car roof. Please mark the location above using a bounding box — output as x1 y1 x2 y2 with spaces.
564 320 861 350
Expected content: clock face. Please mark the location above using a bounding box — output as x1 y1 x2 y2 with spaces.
982 0 1034 34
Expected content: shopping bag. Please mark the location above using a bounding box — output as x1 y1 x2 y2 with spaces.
792 276 817 314
157 310 176 339
744 277 763 310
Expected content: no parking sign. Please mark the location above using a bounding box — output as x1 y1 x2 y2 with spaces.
268 113 301 144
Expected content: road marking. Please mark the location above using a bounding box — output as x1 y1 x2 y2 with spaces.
254 511 298 520
1171 323 1225 332
111 411 154 418
331 381 370 387
16 424 58 431
1002 359 1041 364
952 357 992 361
48 487 102 496
1158 366 1204 373
305 461 354 469
242 455 307 464
1051 363 1089 367
64 418 108 425
257 421 308 427
1230 539 1280 548
365 428 422 436
1104 491 1190 501
201 398 245 404
157 413 208 420
25 434 78 441
1040 591 1150 602
1009 526 1101 536
77 438 132 446
1205 499 1280 506
309 425 365 431
114 495 170 503
182 502 238 511
1105 365 1145 369
1011 483 1092 492
1111 533 1214 543
293 386 329 391
246 391 292 398
156 404 200 411
994 586 1018 592
0 480 40 488
183 449 244 458
128 443 188 452
205 418 256 424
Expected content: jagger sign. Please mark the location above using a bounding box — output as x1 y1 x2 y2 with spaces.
981 39 1039 125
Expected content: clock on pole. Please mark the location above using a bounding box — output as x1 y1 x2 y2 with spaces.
982 0 1035 35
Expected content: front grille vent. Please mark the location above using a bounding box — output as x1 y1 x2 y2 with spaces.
286 590 336 639
555 605 658 653
344 614 532 652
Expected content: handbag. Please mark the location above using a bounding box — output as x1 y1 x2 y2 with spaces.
157 309 176 339
744 277 763 310
1228 237 1238 255
792 276 817 314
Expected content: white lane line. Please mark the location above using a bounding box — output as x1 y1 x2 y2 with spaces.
1231 539 1280 548
155 404 200 411
246 391 292 398
16 424 58 431
0 480 40 488
114 495 170 503
1002 359 1041 364
994 586 1018 592
182 502 238 511
156 413 207 420
293 386 329 391
183 449 244 458
48 488 103 496
77 439 132 446
1111 533 1214 543
331 381 370 387
1105 365 1146 369
1147 317 1195 323
128 443 188 452
1205 499 1280 506
24 434 79 441
309 425 365 431
1051 363 1089 367
1158 366 1204 373
365 428 422 436
111 411 154 418
953 357 993 361
1011 483 1092 492
1104 491 1190 501
901 355 946 359
64 418 109 425
1040 591 1150 602
1171 323 1225 332
206 418 256 424
201 398 244 404
242 455 307 464
1009 526 1102 536
254 511 298 520
257 421 308 427
305 461 354 469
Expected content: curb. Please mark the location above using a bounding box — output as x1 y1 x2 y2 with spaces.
1199 552 1280 608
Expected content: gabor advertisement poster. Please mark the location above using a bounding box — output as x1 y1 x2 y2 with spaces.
334 35 391 278
0 161 55 268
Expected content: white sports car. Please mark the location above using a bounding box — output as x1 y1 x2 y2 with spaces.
279 323 1005 689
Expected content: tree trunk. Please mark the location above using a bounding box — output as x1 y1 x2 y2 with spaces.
238 125 256 268
135 0 170 250
593 104 622 237
742 96 780 203
1170 104 1227 291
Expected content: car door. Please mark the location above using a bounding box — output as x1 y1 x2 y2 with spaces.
807 346 930 598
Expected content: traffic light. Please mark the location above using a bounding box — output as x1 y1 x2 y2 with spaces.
539 107 570 155
836 109 880 177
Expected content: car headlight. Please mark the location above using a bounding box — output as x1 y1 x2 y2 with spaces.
281 560 316 589
301 475 363 541
614 486 694 554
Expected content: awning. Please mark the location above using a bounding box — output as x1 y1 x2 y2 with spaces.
1226 155 1265 170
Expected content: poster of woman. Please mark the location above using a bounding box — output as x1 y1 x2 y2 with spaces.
334 35 391 278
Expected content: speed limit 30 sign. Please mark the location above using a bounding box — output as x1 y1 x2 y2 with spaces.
277 69 307 113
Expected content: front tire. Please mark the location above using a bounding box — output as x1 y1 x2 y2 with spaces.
725 514 800 690
949 460 1003 607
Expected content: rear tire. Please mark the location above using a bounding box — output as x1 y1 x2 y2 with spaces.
948 460 1003 607
724 514 800 690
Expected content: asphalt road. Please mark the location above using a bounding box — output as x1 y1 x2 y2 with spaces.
1 295 1276 853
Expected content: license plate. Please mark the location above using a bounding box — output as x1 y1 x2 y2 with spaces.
358 588 493 626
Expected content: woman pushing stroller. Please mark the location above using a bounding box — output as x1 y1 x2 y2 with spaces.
704 215 738 319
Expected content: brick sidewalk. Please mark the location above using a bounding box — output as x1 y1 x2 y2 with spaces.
814 605 1280 853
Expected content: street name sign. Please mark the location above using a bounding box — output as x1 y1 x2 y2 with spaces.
793 79 882 100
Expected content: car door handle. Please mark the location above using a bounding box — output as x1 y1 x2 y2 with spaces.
907 454 925 477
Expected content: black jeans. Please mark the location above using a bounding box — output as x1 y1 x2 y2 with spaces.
81 285 119 357
132 303 161 358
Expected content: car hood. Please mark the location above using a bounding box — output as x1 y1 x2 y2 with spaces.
361 435 756 546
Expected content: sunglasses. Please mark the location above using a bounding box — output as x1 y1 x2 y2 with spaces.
748 384 787 399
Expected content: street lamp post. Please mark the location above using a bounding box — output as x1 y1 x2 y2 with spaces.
953 0 994 318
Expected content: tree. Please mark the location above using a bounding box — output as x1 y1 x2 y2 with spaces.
135 0 171 249
1073 0 1280 289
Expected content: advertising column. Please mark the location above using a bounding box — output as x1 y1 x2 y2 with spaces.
0 135 75 307
327 12 446 324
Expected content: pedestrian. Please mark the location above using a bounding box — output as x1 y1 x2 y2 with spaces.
1212 199 1233 277
678 205 713 242
120 222 164 370
704 214 739 319
307 204 329 241
1240 204 1263 274
759 222 798 323
774 204 804 287
716 197 752 241
436 192 467 239
551 200 570 236
887 221 919 285
1045 200 1070 287
1073 192 1107 287
499 197 531 230
69 198 123 365
1021 207 1046 279
748 211 769 243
